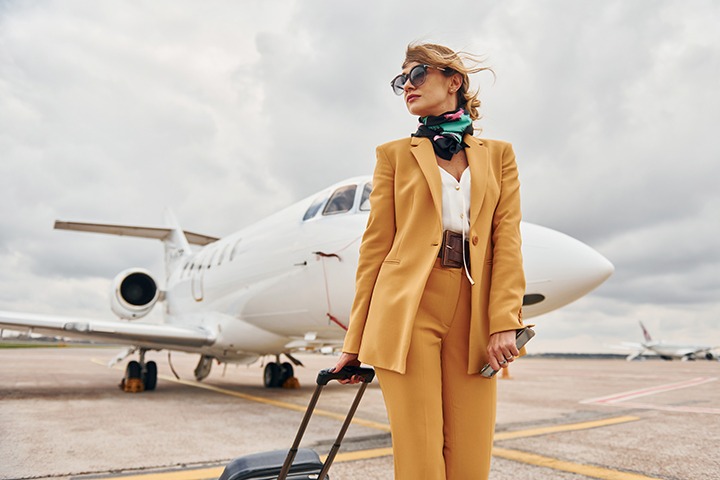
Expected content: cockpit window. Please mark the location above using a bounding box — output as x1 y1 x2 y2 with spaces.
303 194 328 221
323 185 357 215
359 182 372 211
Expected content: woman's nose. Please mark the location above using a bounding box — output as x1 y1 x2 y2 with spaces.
403 78 414 93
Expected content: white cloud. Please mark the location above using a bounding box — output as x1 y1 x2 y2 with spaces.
1 0 718 351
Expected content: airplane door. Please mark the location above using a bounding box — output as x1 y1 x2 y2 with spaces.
314 238 361 329
310 183 368 329
191 264 204 302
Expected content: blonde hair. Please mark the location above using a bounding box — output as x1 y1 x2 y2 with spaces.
403 42 493 123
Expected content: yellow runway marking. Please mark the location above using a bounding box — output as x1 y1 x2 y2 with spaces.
97 446 663 480
84 447 392 480
91 359 655 479
161 374 392 432
492 447 662 480
100 467 223 480
90 450 397 480
322 446 393 463
494 415 640 440
91 359 390 432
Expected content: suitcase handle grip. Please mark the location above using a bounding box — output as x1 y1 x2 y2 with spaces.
317 366 375 385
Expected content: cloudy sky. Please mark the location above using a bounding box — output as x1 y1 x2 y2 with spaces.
1 0 718 353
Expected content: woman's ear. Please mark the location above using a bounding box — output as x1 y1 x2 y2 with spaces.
449 73 463 94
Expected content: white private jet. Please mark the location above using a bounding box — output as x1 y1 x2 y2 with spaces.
619 321 718 361
0 176 614 390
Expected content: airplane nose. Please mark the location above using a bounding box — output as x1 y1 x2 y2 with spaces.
521 222 614 317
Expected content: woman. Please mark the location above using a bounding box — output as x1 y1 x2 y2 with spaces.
332 42 526 480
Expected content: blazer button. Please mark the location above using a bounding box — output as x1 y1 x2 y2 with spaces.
472 236 478 246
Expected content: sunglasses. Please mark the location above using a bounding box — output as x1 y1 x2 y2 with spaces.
390 64 447 95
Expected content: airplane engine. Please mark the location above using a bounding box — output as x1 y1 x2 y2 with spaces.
110 268 160 320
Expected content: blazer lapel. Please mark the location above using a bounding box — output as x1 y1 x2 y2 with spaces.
466 136 489 229
410 136 443 222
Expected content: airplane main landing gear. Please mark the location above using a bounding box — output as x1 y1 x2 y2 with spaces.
119 350 157 393
194 355 214 381
263 360 295 388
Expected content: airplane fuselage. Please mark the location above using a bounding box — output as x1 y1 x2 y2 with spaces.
160 176 614 363
643 341 715 360
0 175 616 388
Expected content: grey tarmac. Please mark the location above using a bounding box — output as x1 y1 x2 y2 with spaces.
1 347 719 480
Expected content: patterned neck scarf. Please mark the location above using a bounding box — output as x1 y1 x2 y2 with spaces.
412 107 474 160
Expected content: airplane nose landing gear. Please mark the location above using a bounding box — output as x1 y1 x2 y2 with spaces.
120 361 143 392
263 357 297 388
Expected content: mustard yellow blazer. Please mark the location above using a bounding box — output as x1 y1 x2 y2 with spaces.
342 135 526 375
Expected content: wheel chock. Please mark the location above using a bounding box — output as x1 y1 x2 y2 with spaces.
282 376 301 389
120 378 145 393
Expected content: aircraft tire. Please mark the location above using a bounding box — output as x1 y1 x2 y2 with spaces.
126 360 142 379
144 361 158 391
264 362 282 388
281 362 294 382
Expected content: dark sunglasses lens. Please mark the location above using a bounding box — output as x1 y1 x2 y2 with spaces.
391 75 406 95
391 66 428 95
409 65 427 87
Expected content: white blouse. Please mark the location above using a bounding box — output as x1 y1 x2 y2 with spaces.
439 166 471 236
438 166 474 284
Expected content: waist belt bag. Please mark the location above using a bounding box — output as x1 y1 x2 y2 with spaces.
440 230 469 269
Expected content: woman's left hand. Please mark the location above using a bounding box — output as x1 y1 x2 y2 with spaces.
487 330 520 372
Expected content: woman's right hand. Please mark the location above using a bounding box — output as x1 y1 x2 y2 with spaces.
331 352 362 384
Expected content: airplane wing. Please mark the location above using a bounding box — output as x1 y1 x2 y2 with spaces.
607 342 648 361
0 310 215 350
54 221 219 246
625 350 645 361
691 347 717 355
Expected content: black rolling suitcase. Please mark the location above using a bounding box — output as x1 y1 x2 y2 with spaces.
219 366 376 480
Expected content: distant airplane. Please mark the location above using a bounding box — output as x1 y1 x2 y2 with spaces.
0 176 614 390
618 321 718 361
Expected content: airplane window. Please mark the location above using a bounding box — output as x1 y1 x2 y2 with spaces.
192 253 205 271
522 294 545 306
323 185 357 215
207 250 217 269
218 244 230 266
303 194 328 221
359 182 372 211
229 238 242 261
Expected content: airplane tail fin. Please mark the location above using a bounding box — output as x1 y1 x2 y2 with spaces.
161 209 193 276
54 209 219 278
639 321 653 343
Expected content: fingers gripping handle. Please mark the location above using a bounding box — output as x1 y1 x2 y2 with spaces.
278 367 375 480
317 366 375 385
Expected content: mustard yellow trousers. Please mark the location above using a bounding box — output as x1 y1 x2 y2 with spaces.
375 258 497 480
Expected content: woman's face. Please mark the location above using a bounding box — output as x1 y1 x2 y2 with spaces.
400 62 461 117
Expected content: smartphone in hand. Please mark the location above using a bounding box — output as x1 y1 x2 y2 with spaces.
480 327 535 378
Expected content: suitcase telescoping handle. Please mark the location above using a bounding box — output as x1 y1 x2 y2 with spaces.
316 366 375 385
277 366 375 480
